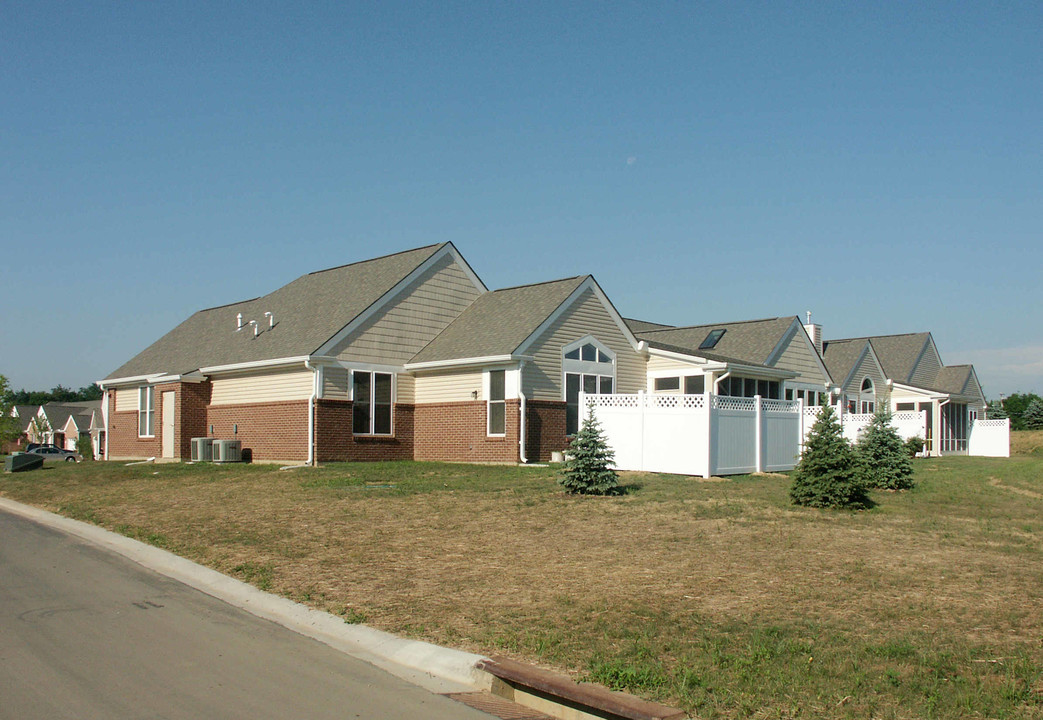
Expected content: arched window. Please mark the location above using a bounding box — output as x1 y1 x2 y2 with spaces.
563 336 616 435
859 377 875 413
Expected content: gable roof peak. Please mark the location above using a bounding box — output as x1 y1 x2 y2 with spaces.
306 242 446 278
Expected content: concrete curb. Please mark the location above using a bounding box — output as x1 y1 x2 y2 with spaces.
0 497 490 695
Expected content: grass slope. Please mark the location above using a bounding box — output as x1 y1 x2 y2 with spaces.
2 457 1041 719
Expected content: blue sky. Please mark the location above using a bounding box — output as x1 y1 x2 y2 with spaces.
3 2 1040 396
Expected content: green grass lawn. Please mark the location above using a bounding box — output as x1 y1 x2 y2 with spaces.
2 453 1041 719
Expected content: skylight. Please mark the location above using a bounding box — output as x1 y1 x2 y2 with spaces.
699 329 726 349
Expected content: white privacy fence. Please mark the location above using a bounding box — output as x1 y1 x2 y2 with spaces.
584 393 802 478
802 408 927 446
968 418 1010 457
587 393 1008 477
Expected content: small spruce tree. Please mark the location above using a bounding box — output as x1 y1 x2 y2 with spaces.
1022 398 1043 430
791 404 869 509
857 411 915 490
559 405 620 495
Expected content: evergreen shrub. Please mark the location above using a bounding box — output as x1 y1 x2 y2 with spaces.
559 405 620 496
790 405 870 509
857 412 915 490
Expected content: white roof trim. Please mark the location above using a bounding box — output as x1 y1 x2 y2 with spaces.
514 276 640 357
647 346 724 368
199 356 311 375
891 382 948 400
97 373 167 389
313 243 488 358
405 354 534 372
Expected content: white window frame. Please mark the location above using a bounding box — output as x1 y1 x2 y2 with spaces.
138 386 155 438
351 371 394 436
486 369 506 436
562 336 617 435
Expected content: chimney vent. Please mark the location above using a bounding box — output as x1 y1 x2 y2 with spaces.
803 314 823 356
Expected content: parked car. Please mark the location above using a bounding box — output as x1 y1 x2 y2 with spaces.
26 446 81 462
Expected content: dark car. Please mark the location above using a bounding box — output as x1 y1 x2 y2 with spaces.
26 445 81 463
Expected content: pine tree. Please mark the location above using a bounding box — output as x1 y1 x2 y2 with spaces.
1023 398 1043 430
791 404 870 509
857 411 915 490
559 405 620 495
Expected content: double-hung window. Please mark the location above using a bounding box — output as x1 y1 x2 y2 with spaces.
487 370 506 436
138 386 155 437
353 371 393 435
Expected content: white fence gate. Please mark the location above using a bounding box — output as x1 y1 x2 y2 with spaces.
968 419 1010 457
586 393 802 478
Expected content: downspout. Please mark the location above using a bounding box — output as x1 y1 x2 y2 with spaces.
103 389 110 460
518 360 528 464
936 397 951 457
304 359 317 466
713 371 731 394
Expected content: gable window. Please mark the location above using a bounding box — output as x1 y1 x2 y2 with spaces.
353 371 393 435
563 337 616 435
138 386 155 437
860 377 875 414
488 370 506 436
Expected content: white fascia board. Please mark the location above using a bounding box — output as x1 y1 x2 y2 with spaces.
515 276 641 357
199 356 311 375
724 363 797 380
647 347 722 368
311 356 407 375
891 382 947 400
313 244 486 358
97 373 167 389
405 354 533 372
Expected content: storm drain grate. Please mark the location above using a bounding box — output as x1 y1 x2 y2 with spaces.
445 692 554 720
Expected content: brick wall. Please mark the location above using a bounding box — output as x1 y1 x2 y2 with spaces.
525 400 569 462
314 399 415 462
207 400 309 463
178 381 211 458
107 386 163 459
414 400 520 463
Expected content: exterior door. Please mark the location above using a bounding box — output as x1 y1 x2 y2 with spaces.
161 391 175 459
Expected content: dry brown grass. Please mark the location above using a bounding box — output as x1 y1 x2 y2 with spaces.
1012 429 1043 455
3 458 1041 718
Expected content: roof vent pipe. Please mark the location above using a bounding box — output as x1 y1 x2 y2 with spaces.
236 313 244 331
249 320 259 337
264 311 274 329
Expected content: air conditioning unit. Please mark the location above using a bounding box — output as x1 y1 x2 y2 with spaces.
212 439 242 463
191 437 213 462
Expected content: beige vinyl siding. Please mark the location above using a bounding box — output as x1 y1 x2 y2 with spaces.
910 340 942 387
115 388 137 412
210 368 313 406
397 373 416 404
647 354 701 373
415 369 483 404
322 366 350 400
332 254 482 364
772 331 830 384
844 351 886 395
524 288 644 401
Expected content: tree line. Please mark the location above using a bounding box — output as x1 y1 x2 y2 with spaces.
988 392 1043 430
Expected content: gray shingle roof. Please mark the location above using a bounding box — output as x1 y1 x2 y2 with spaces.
624 318 675 334
13 405 37 433
636 317 796 368
866 333 932 383
410 277 587 363
821 338 869 385
106 244 447 379
932 365 974 396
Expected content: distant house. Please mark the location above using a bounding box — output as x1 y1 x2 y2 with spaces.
822 333 986 456
98 244 991 465
2 405 38 453
628 316 833 407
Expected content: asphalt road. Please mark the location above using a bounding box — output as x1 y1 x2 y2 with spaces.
0 508 493 720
